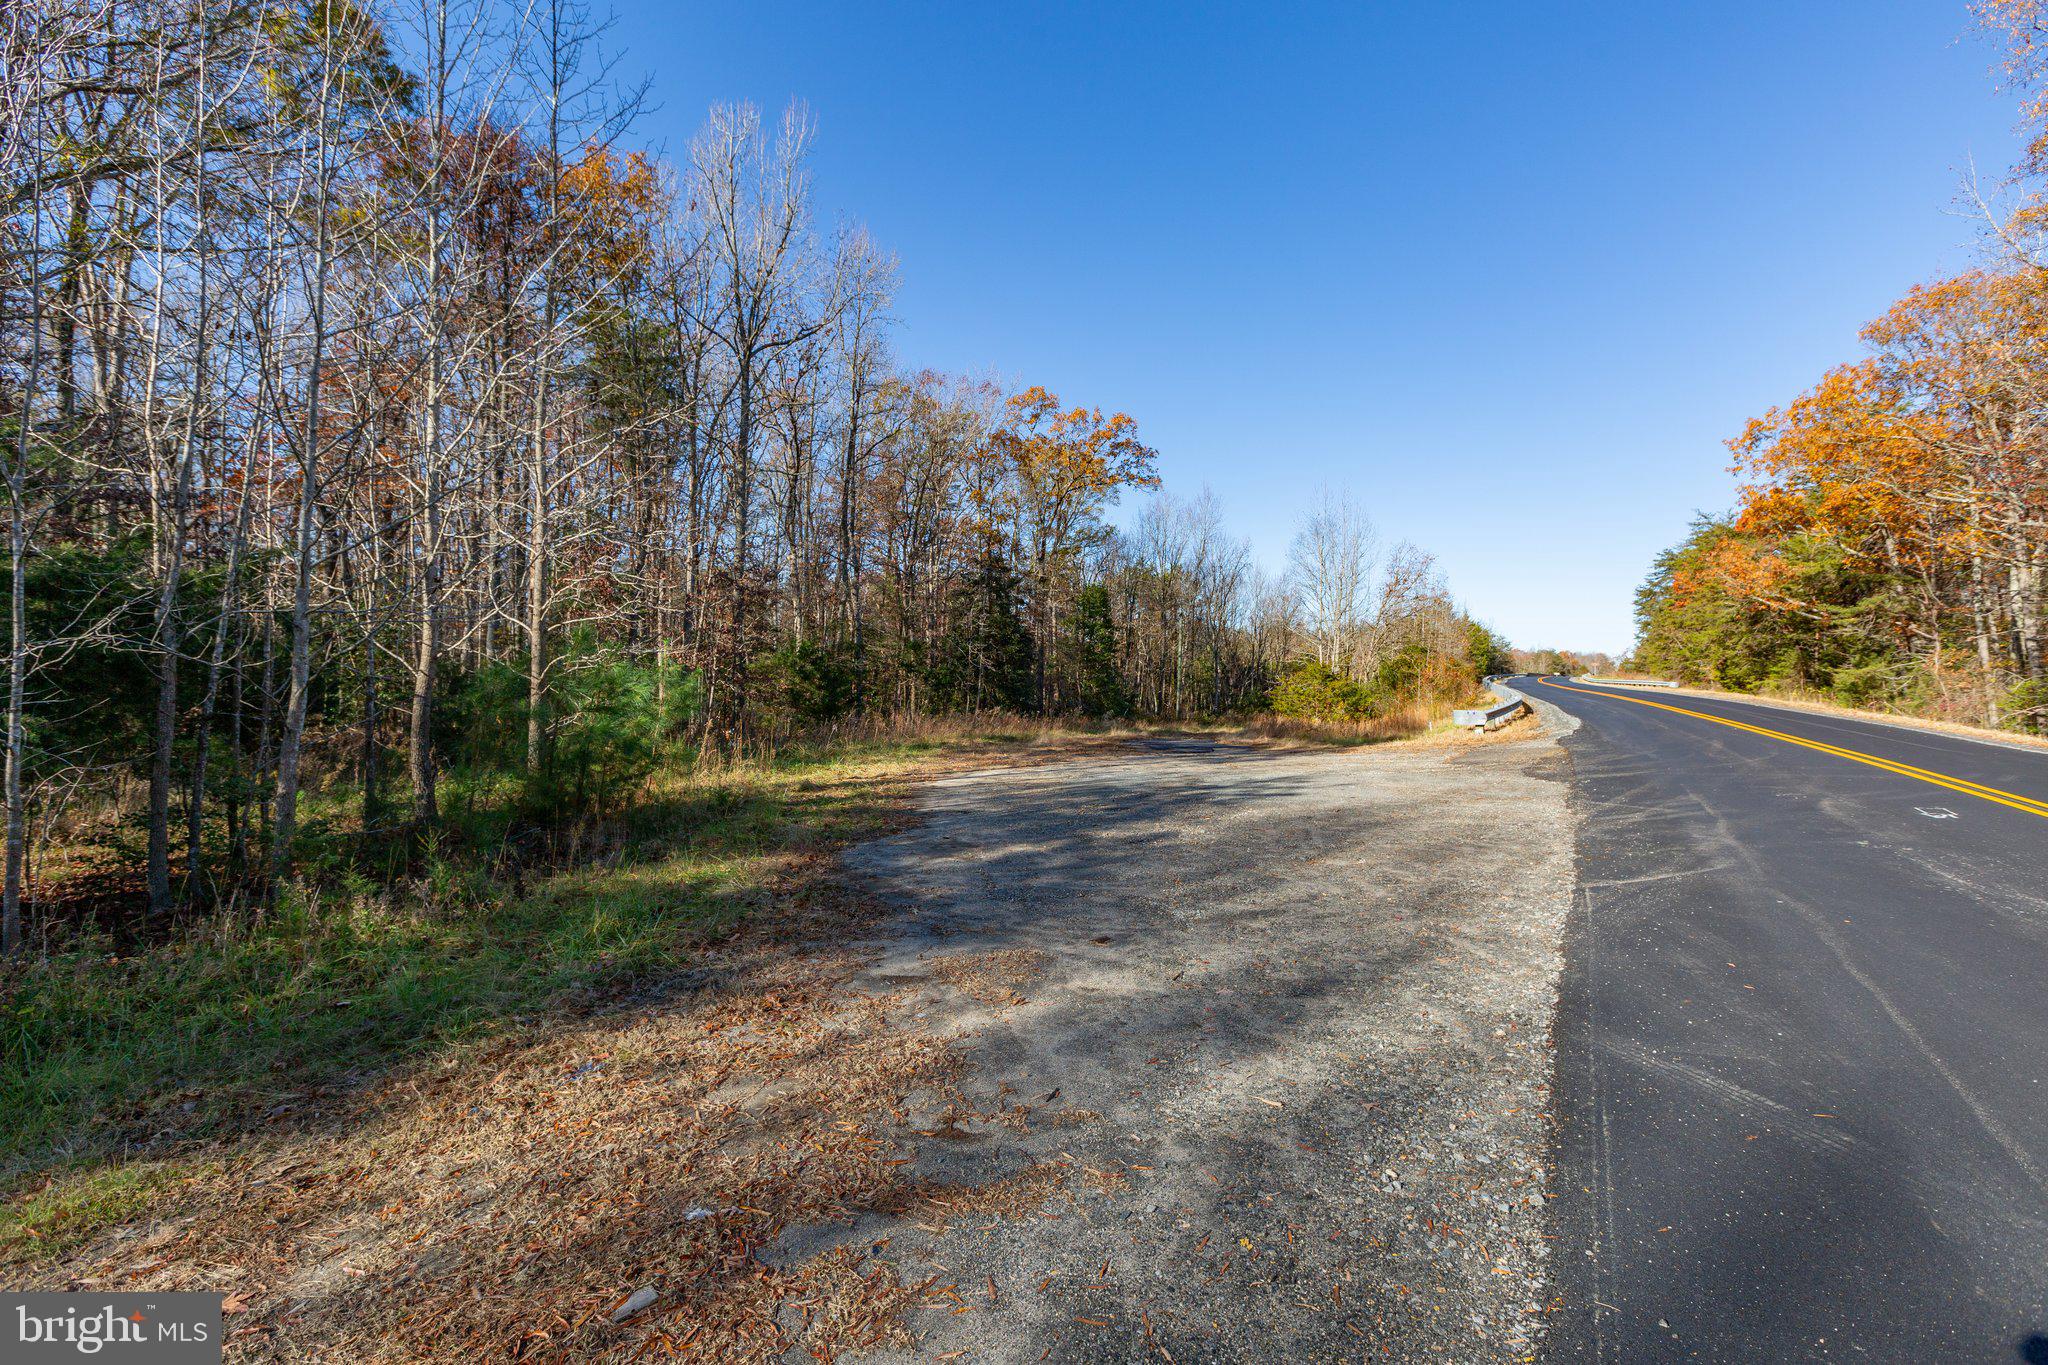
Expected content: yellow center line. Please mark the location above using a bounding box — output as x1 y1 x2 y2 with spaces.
1533 678 2048 821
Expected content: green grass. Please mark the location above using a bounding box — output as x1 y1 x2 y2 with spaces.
0 1159 213 1264
0 737 964 1195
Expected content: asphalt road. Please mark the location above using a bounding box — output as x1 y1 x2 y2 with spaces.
1520 676 2048 1363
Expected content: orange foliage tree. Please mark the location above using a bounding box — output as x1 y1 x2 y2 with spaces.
1652 267 2048 723
984 387 1159 708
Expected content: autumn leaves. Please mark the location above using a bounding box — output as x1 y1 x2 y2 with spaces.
1633 6 2048 728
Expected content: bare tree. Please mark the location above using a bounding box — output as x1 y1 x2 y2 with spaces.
1286 485 1376 671
689 101 833 741
271 0 397 886
1353 540 1442 680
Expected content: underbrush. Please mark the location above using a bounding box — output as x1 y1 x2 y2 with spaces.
1239 696 1473 745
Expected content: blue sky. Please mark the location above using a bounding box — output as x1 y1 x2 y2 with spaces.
607 1 2022 655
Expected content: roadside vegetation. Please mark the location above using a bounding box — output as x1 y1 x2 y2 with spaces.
0 715 1101 1261
0 699 1502 1276
1629 3 2048 734
1 684 1499 1198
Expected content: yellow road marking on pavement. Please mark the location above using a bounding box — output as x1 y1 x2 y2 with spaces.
1535 679 2048 821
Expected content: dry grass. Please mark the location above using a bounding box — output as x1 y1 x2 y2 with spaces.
1239 706 1430 745
729 710 1162 765
1 723 1121 1363
14 855 1035 1362
781 702 1517 758
1237 695 1529 748
1 718 1155 1185
1401 705 1545 751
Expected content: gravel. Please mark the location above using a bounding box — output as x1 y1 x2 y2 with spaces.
766 722 1576 1361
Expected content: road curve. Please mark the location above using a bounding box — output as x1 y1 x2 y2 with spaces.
1521 676 2048 1363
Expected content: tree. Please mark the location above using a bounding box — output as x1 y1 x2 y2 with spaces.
1286 486 1373 670
0 0 1502 972
689 100 835 744
1069 582 1128 718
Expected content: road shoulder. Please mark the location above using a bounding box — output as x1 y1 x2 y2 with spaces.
817 730 1576 1361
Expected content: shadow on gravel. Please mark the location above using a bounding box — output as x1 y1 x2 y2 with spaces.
828 737 1574 1361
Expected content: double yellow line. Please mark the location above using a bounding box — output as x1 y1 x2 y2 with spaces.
1535 679 2048 821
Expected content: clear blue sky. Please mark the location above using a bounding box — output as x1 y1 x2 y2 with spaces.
607 1 2021 656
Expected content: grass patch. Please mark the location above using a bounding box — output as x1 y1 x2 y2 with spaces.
0 705 1465 1250
0 1159 212 1265
0 706 1495 1350
0 721 1095 1190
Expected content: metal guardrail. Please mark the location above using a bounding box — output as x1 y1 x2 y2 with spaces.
1454 677 1529 732
1574 675 1679 689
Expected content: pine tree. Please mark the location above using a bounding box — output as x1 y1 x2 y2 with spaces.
1071 583 1129 718
942 551 1034 712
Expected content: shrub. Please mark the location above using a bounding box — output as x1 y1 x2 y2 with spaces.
1828 658 1916 710
754 640 860 730
444 639 702 820
1268 659 1377 721
2006 676 2048 733
542 648 701 816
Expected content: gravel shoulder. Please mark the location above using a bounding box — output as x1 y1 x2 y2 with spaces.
782 724 1576 1361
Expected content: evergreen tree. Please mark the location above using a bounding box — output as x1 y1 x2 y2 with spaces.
1071 583 1130 717
939 552 1034 712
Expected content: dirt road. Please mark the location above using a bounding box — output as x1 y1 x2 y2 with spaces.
780 730 1575 1361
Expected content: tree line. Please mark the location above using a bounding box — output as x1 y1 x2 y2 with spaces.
1507 648 1615 678
0 0 1502 954
1633 3 2048 731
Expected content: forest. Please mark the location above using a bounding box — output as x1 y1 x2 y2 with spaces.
0 0 1506 963
1632 2 2048 733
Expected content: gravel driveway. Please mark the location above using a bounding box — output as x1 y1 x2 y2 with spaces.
776 727 1574 1362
